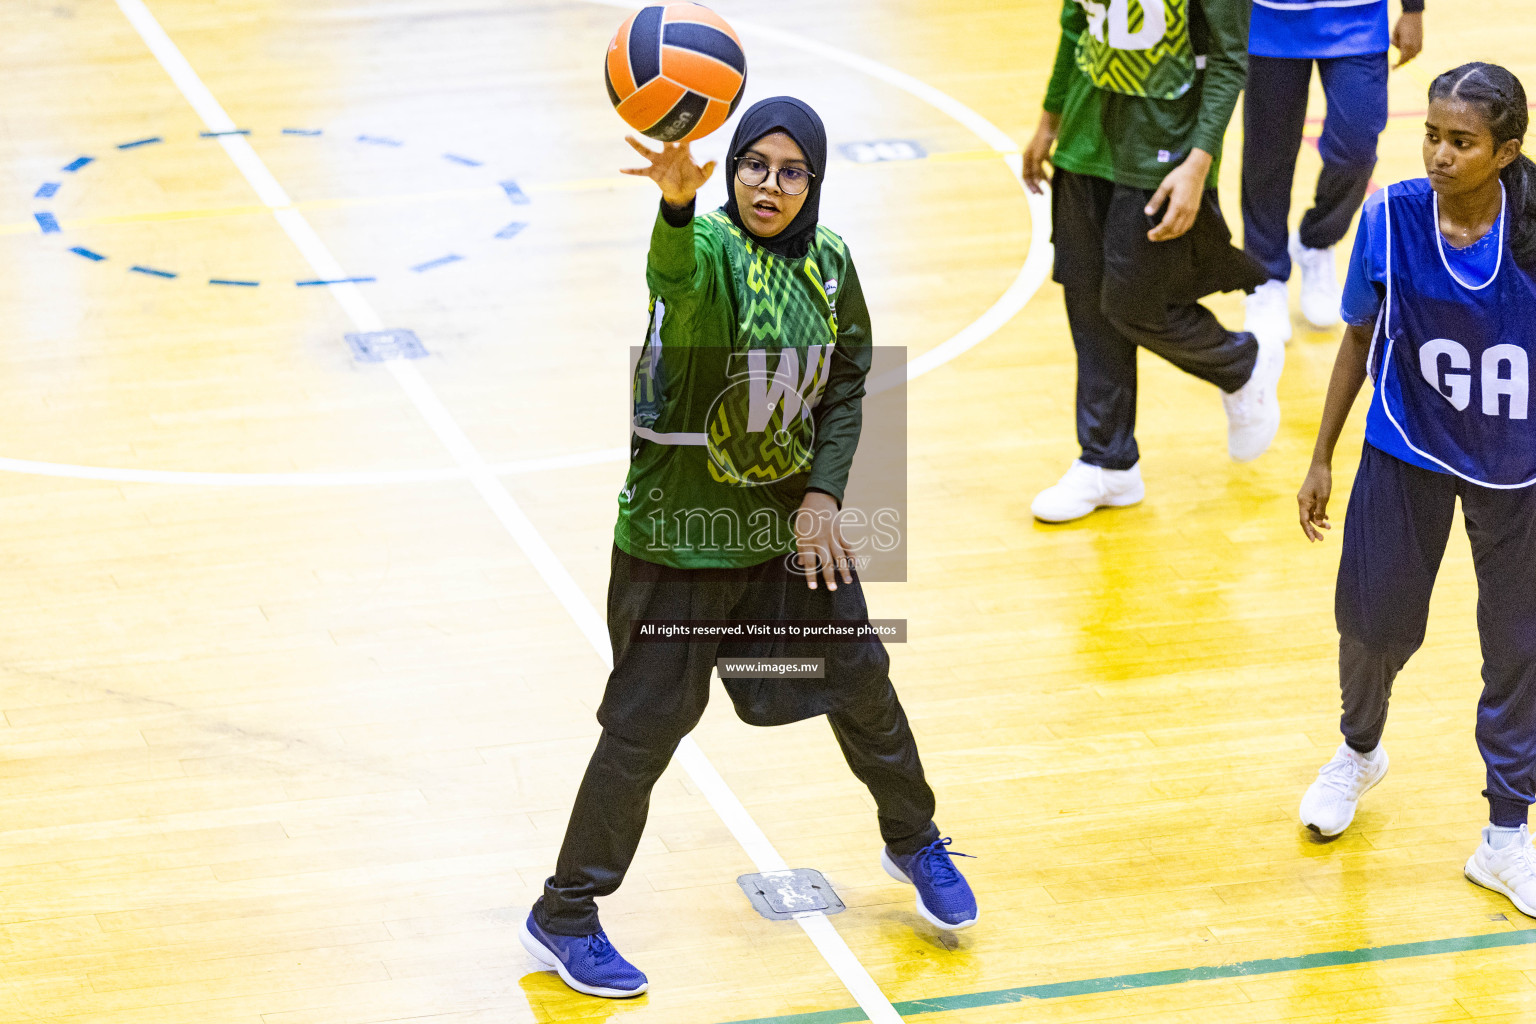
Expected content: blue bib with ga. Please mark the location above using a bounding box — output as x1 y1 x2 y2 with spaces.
1249 0 1389 59
1374 179 1536 488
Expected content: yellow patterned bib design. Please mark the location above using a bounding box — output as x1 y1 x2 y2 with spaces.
1074 0 1198 101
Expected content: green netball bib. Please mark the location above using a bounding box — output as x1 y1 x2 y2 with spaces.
1073 0 1198 101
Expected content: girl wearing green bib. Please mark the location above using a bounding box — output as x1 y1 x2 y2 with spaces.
1025 0 1282 523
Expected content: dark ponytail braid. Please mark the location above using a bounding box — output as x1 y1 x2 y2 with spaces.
1429 62 1536 268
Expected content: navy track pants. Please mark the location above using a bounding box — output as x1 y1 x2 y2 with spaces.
1242 52 1389 282
1336 444 1536 826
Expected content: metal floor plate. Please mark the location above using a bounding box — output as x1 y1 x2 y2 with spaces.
345 328 428 363
737 868 845 921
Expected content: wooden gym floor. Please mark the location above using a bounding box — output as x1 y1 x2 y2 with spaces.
2 0 1535 1021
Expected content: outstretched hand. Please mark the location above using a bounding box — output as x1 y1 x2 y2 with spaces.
620 136 716 207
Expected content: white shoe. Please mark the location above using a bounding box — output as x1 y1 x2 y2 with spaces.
1244 279 1293 348
1299 742 1388 837
1290 232 1342 329
1465 825 1536 918
1222 330 1285 462
1030 460 1144 523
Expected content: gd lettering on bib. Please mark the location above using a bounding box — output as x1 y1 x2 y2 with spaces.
1073 0 1198 101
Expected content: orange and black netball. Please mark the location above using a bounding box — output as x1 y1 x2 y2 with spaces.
604 3 747 143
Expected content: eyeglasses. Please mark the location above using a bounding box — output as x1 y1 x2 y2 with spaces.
736 156 815 196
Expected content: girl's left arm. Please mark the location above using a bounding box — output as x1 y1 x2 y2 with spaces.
793 259 871 591
804 259 871 506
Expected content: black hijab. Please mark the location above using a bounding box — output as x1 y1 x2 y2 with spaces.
722 96 828 260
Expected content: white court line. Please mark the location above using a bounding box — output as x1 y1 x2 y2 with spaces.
574 0 1053 398
110 0 1057 1016
0 448 630 488
111 0 907 1020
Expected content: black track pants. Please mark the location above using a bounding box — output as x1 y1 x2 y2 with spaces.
533 546 940 936
1051 169 1263 470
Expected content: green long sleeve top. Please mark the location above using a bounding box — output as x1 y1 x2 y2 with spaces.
1043 0 1249 190
614 204 873 569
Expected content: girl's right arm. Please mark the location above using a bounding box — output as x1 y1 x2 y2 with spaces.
1297 322 1374 542
1300 189 1388 542
621 137 720 307
1023 3 1084 194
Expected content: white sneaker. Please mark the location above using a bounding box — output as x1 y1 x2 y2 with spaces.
1299 742 1388 837
1244 279 1293 348
1290 232 1342 329
1222 330 1285 462
1030 460 1144 523
1465 825 1536 918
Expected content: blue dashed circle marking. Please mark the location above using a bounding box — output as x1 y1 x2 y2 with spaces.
33 128 532 287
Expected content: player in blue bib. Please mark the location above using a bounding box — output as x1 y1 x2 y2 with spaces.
1241 0 1425 344
1295 63 1536 917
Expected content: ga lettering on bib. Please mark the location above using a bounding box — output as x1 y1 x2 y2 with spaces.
1376 180 1536 488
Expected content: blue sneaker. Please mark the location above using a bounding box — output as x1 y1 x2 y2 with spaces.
881 837 978 930
519 911 648 998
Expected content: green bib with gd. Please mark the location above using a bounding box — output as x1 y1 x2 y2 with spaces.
1074 0 1198 101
